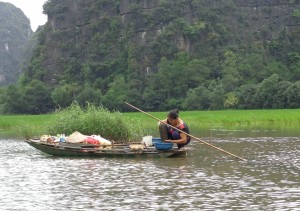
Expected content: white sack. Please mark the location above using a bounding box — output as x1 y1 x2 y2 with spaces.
90 135 111 146
66 131 87 143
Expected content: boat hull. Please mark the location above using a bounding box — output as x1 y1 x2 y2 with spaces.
25 140 188 158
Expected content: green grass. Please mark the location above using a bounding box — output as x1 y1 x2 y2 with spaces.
1 109 300 138
124 109 300 128
0 114 55 139
0 114 54 130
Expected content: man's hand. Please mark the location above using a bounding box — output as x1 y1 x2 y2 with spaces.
164 139 172 143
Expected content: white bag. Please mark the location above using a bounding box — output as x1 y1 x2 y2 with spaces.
66 131 87 143
90 135 111 146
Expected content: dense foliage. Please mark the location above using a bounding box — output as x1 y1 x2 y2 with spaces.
0 0 300 113
46 103 144 142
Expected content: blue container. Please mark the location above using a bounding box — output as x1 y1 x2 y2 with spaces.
154 142 173 150
152 138 162 145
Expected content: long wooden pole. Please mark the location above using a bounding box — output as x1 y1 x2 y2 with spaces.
125 102 246 161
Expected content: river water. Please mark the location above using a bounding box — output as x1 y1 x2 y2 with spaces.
0 130 299 210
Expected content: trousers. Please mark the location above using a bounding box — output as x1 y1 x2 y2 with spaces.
159 124 169 142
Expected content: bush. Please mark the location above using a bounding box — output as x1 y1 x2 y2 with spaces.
46 103 144 142
17 123 41 140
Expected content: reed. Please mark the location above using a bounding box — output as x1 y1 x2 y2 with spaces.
1 109 300 139
45 103 144 142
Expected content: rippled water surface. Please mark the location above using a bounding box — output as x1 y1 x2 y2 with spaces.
0 136 299 210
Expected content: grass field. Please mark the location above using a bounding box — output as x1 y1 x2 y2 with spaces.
0 114 55 130
125 109 300 128
1 109 299 137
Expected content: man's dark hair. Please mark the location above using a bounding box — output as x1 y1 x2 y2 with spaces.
168 109 179 119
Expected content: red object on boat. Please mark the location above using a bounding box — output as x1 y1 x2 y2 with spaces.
85 137 100 145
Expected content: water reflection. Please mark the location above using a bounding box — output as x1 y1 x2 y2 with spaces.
0 137 299 210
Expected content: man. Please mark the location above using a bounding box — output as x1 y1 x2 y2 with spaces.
159 109 191 148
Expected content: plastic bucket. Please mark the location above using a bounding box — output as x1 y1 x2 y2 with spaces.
152 137 162 145
142 136 153 147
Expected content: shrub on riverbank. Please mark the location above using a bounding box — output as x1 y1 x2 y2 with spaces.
46 103 144 142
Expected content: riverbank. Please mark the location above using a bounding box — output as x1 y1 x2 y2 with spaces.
128 109 300 128
1 109 300 137
127 109 300 137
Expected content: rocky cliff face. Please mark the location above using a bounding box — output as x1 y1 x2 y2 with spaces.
235 0 300 33
0 2 32 86
120 0 300 44
31 0 300 86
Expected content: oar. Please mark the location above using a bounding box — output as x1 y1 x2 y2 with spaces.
125 102 246 162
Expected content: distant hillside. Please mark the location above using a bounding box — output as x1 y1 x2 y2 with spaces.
0 2 32 86
27 0 300 85
1 0 300 114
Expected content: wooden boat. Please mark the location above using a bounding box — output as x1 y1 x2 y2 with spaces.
25 139 188 158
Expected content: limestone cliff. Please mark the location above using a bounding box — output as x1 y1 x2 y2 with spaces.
0 2 32 86
29 0 300 86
